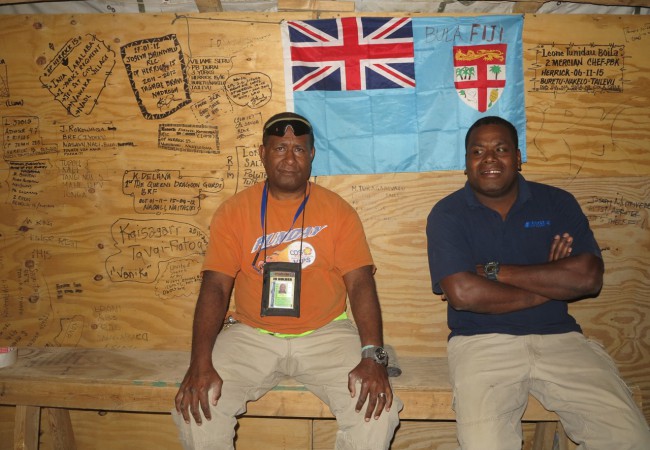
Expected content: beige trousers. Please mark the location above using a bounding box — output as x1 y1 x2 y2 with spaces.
172 319 402 449
448 332 650 450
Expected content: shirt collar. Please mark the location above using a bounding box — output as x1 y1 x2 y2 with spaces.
462 173 531 209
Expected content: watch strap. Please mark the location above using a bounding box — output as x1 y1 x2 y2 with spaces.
361 345 389 366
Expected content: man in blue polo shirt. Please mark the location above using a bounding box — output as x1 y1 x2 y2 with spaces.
426 116 650 450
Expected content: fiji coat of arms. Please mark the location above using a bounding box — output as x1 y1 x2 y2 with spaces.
453 43 507 112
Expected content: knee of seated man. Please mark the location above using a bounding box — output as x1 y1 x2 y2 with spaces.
456 418 523 450
605 417 650 449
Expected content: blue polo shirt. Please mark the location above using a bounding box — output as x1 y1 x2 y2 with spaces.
426 174 602 339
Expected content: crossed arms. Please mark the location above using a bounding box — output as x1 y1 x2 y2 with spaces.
439 233 604 314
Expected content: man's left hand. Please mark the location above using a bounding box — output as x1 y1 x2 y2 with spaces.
347 358 393 421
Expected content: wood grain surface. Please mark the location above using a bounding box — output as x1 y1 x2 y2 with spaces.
0 11 648 449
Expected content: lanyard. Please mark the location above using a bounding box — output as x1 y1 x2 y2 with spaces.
257 181 310 259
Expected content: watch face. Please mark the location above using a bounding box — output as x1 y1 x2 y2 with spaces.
375 347 388 364
485 262 499 280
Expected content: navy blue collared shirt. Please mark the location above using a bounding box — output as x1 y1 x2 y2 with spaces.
427 174 602 338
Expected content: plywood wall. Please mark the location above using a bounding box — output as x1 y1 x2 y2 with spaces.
0 11 648 449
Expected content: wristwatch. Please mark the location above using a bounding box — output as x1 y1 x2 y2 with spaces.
362 345 389 366
484 261 500 281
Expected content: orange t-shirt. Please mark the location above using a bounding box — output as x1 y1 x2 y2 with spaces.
202 182 373 334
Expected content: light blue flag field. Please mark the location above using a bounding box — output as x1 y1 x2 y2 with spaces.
282 15 525 176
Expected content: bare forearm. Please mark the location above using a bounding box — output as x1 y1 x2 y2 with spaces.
442 272 549 314
190 301 224 364
351 297 384 346
497 254 603 300
190 271 233 365
345 266 384 346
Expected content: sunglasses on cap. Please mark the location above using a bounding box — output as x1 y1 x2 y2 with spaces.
263 117 312 137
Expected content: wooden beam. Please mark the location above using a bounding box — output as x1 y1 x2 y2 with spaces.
0 0 66 4
194 0 222 13
13 405 40 450
485 0 650 8
0 0 648 12
513 1 545 14
0 0 220 6
45 408 77 450
277 0 355 12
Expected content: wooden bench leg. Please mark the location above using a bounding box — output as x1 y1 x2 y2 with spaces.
532 421 556 450
555 420 575 450
533 421 574 450
14 405 41 450
45 408 77 450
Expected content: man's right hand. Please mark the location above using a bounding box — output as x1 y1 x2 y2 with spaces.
174 362 223 425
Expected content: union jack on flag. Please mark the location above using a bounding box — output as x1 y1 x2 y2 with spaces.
285 17 415 91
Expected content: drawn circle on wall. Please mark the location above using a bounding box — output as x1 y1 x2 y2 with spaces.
224 72 272 109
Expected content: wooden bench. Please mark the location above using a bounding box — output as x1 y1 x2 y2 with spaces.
0 347 642 450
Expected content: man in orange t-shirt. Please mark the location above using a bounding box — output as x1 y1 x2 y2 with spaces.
173 112 402 450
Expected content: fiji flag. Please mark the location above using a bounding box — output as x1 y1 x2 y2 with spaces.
282 15 525 176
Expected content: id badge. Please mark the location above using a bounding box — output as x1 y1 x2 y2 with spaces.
261 261 301 317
